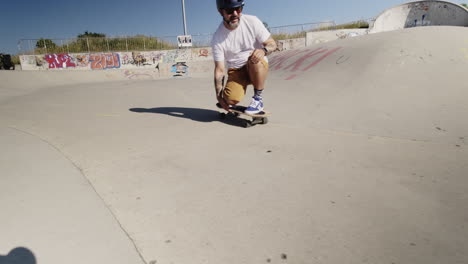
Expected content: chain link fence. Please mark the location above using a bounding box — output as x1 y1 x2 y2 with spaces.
269 21 336 38
18 34 214 55
17 19 374 55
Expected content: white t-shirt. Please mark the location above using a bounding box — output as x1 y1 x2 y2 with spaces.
211 14 271 69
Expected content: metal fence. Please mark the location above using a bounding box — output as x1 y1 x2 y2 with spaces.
269 21 336 36
17 19 374 55
18 34 214 55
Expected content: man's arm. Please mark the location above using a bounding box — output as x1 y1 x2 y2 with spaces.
262 36 277 56
249 36 277 64
214 61 225 96
214 61 229 110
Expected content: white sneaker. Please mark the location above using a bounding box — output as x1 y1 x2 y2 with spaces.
245 95 264 114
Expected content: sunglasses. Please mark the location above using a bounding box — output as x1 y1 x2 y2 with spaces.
223 6 243 15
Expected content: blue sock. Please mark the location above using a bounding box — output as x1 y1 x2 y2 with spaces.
254 89 263 98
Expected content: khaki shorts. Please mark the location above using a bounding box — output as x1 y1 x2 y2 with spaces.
223 59 269 103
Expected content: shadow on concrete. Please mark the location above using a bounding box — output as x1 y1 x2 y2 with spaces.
129 107 218 122
0 247 36 264
129 107 247 127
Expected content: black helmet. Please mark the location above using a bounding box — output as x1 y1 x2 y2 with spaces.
216 0 244 9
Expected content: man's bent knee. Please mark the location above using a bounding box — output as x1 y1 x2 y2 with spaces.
247 60 269 76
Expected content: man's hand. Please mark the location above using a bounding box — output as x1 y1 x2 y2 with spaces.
217 94 230 111
249 48 265 64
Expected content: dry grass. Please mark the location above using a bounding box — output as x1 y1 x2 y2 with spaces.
314 20 369 31
272 32 307 41
271 20 369 41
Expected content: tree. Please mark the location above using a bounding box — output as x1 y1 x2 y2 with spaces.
36 38 57 49
461 3 467 8
77 31 106 38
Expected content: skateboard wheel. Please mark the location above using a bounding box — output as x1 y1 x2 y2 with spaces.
262 117 268 124
251 117 263 125
219 112 227 119
243 121 252 128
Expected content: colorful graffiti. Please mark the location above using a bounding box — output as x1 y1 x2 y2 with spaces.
44 54 76 69
128 51 165 66
171 62 189 77
20 48 213 71
198 49 209 57
269 47 342 80
89 53 120 70
132 52 146 66
121 53 132 65
75 54 89 67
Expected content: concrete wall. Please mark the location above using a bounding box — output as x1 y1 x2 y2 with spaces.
276 38 306 51
19 48 212 73
306 29 369 45
371 0 468 33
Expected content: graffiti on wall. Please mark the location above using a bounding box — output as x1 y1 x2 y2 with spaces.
409 2 430 11
197 48 210 57
123 51 166 67
164 49 190 63
269 47 342 80
132 52 146 66
20 48 213 71
89 53 120 70
44 54 76 69
75 54 90 67
146 51 165 65
171 62 189 77
406 14 432 28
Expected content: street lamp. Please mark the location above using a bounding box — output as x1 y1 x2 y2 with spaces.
181 0 188 35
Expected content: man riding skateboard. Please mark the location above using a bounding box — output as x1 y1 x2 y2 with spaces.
212 0 277 114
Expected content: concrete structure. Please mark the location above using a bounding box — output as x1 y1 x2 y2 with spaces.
1 26 468 264
306 29 368 45
371 0 468 33
276 38 307 51
19 48 213 78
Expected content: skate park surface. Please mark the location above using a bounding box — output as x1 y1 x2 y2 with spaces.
1 26 467 264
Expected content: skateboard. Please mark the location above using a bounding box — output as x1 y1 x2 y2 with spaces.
216 103 270 128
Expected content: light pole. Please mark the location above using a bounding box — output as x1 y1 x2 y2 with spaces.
181 0 188 35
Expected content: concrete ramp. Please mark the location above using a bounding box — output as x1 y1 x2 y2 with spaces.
0 126 144 264
371 1 468 33
269 26 468 142
0 26 467 264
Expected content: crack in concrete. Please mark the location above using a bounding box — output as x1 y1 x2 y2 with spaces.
7 126 148 264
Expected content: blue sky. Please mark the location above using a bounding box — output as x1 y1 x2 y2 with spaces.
0 0 420 54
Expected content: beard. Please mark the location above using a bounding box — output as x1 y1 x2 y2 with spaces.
224 15 240 29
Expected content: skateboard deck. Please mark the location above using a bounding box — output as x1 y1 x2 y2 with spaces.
216 103 270 127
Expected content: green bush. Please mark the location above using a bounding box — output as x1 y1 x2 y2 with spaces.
11 55 20 65
32 35 176 54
